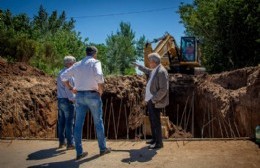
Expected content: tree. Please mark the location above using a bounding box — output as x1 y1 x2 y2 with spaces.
92 43 109 75
30 6 86 75
178 0 260 73
106 22 145 75
0 7 86 75
33 5 48 35
0 10 36 62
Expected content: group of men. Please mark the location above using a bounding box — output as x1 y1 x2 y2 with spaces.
57 46 169 160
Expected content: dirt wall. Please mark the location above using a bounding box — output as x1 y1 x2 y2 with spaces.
195 66 260 138
1 57 259 139
0 59 57 138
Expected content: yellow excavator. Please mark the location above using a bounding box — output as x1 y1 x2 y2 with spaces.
144 33 203 74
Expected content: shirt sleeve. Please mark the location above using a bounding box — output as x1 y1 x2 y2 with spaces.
60 65 75 82
138 65 152 75
64 77 75 101
94 61 104 84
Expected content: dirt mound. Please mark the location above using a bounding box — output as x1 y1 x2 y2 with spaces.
0 58 148 139
0 57 46 77
104 75 146 130
0 58 192 139
1 56 259 139
0 58 57 138
101 75 193 139
195 66 260 137
86 75 147 139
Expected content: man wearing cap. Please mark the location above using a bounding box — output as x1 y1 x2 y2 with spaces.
57 56 76 150
132 52 169 149
61 46 111 160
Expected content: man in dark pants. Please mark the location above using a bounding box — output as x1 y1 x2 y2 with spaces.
132 53 169 149
147 100 163 147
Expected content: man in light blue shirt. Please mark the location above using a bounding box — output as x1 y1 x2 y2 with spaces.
61 46 111 160
57 56 76 150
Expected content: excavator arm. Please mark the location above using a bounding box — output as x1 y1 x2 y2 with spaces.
144 33 180 70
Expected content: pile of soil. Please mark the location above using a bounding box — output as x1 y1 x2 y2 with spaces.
104 75 146 129
1 56 259 139
0 58 149 139
195 66 260 138
166 67 260 138
86 75 148 139
0 58 57 138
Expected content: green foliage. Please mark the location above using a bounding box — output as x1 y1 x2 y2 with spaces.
179 0 260 73
30 29 86 75
105 22 146 75
0 6 86 75
0 7 146 76
0 30 37 62
15 37 37 62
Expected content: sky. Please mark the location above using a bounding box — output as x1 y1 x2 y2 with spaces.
0 0 193 45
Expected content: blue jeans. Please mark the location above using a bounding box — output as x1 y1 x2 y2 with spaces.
58 98 75 146
74 91 106 156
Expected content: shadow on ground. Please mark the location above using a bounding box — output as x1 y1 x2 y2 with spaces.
27 146 158 167
27 147 66 160
112 146 158 163
27 154 100 168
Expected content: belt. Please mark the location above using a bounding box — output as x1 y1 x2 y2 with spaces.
58 98 74 104
77 90 97 93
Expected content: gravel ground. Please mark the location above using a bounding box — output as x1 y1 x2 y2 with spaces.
0 139 259 168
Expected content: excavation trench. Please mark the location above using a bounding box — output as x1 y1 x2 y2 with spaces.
82 66 260 139
0 58 259 139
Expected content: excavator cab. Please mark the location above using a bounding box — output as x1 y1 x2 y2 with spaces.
179 37 201 74
181 37 196 62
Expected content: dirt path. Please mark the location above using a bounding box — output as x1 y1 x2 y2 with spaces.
0 140 259 168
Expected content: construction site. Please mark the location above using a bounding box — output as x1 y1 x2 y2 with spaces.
0 0 259 167
0 56 259 168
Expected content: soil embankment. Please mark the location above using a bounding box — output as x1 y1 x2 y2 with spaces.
1 57 259 139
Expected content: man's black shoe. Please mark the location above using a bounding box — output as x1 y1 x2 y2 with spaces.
76 152 88 160
100 147 111 156
146 139 156 144
67 145 75 150
148 143 163 149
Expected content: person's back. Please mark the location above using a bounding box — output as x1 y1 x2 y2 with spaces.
60 46 110 160
70 56 102 91
57 68 75 101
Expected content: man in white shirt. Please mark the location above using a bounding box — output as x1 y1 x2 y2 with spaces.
132 53 169 149
61 46 111 160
